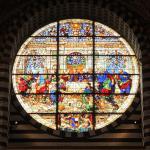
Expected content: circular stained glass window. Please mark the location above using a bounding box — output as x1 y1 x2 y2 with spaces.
12 19 139 136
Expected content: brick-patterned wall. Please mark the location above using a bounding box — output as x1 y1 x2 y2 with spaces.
0 0 149 149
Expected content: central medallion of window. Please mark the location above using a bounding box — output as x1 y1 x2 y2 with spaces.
12 19 139 134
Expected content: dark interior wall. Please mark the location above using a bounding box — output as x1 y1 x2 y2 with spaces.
0 0 150 150
9 104 142 150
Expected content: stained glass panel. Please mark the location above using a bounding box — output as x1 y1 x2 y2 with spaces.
59 55 93 74
59 75 93 93
31 114 56 129
95 74 139 94
95 22 120 36
16 94 56 113
12 75 56 94
95 37 135 56
95 56 139 74
17 37 57 55
94 94 137 113
13 56 57 74
58 114 93 132
59 37 93 55
31 22 57 36
58 94 93 113
59 19 93 36
95 114 121 129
